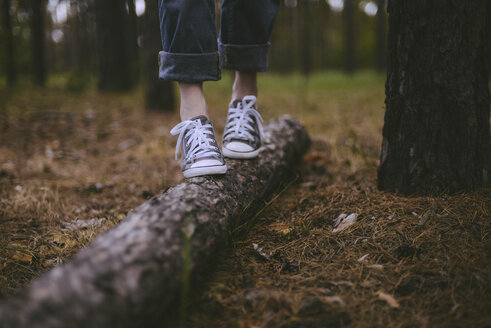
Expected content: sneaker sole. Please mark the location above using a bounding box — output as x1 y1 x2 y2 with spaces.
183 164 228 178
222 147 261 159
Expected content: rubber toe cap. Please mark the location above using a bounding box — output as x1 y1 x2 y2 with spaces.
225 141 254 152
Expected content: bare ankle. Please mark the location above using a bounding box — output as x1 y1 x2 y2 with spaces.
178 82 208 121
232 71 258 101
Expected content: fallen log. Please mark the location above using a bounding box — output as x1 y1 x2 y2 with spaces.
0 115 310 328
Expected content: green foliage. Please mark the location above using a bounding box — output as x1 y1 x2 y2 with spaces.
66 69 92 92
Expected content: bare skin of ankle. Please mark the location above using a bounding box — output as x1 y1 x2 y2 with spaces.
178 82 208 121
178 71 257 121
232 71 258 101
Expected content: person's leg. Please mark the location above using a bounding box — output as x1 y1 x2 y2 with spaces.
178 82 208 121
159 0 226 177
232 71 257 102
220 0 280 158
219 0 279 75
158 0 219 120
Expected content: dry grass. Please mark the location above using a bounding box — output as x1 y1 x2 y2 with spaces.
187 145 490 327
0 85 183 296
188 72 490 327
0 72 489 328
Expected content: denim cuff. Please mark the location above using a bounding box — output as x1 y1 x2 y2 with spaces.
218 42 270 72
158 51 221 83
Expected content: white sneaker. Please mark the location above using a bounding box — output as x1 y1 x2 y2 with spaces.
222 96 264 159
170 115 227 178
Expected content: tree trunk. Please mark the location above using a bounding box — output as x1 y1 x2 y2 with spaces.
378 0 490 195
64 2 94 91
343 0 356 74
298 0 312 77
143 0 175 110
2 0 15 86
30 0 46 86
125 0 139 84
0 116 310 328
320 0 330 71
375 0 386 72
94 0 133 91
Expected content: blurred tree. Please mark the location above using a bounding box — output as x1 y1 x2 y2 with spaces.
142 0 174 110
125 0 139 82
2 0 15 85
94 0 134 90
343 0 356 74
378 0 490 194
63 0 95 91
29 0 46 86
298 0 312 76
270 0 297 73
319 0 330 70
375 0 386 72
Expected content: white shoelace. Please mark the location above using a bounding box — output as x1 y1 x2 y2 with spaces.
223 96 265 143
170 119 219 161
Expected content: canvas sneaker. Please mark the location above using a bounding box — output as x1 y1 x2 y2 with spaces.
170 115 227 178
222 95 265 159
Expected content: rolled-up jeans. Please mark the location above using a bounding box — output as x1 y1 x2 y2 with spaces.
158 0 280 83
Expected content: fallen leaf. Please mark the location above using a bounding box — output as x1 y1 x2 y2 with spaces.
361 280 378 288
325 296 345 306
61 218 106 231
252 243 272 260
367 264 384 270
332 280 353 287
304 152 326 162
418 210 432 225
300 181 316 188
378 292 400 308
333 213 358 233
316 288 330 294
358 254 369 262
280 228 292 235
269 223 291 236
52 234 77 249
10 241 28 248
12 252 32 263
333 213 347 227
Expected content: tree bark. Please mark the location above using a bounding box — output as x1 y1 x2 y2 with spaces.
320 0 330 71
64 2 95 91
343 0 356 74
2 0 15 86
125 0 139 84
94 0 133 91
375 0 386 72
298 0 312 77
378 0 490 195
0 116 310 328
143 0 175 110
29 0 46 86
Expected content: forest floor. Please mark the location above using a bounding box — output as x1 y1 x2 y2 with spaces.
0 72 489 327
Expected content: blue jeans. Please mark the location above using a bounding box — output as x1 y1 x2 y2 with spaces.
158 0 280 83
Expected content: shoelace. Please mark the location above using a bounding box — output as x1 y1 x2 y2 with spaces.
223 96 265 143
170 118 219 161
